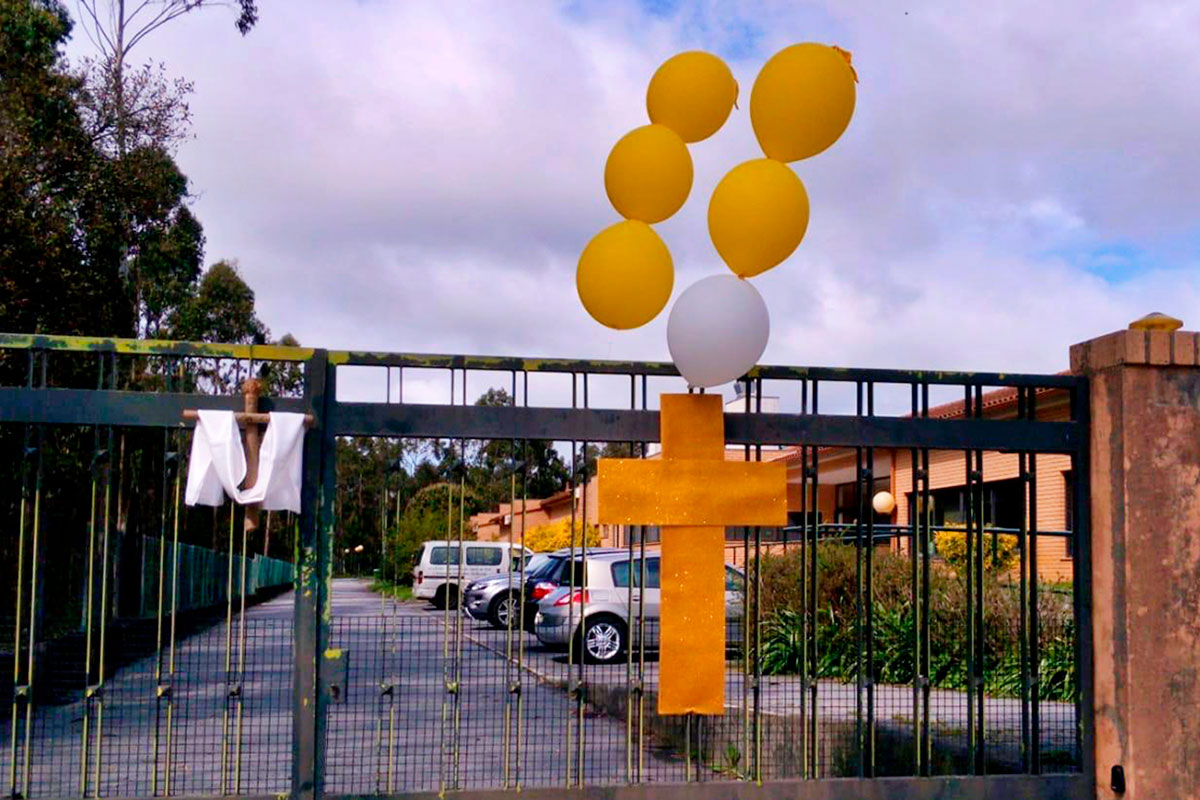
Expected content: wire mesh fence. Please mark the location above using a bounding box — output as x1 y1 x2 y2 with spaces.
1 616 294 798
317 580 1079 794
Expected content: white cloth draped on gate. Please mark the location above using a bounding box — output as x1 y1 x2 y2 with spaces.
184 410 305 512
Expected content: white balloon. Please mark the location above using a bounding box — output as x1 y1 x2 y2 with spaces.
667 275 770 388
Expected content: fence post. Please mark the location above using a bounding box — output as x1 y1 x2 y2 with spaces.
294 350 334 800
1070 317 1200 800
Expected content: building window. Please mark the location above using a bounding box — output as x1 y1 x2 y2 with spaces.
834 477 891 524
725 526 750 541
629 525 660 544
923 477 1024 530
723 525 802 542
787 510 821 528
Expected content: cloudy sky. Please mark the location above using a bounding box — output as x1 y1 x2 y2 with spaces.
65 0 1200 401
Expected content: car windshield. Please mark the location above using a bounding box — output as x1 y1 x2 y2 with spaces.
528 556 562 579
512 554 547 573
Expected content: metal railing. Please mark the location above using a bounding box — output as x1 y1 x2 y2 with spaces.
139 537 295 617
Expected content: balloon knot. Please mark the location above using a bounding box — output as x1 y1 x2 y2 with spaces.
832 45 858 83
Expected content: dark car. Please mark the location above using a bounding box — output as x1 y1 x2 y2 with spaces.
518 547 623 630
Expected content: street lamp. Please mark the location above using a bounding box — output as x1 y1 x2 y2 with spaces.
872 490 896 515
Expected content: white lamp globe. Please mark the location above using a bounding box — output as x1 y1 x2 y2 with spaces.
872 491 896 516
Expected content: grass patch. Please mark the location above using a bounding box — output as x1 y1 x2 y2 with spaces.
371 579 414 602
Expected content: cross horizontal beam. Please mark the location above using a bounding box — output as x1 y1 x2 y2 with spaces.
597 459 787 525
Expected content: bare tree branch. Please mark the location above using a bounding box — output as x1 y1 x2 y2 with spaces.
126 6 196 52
123 0 156 29
76 1 119 57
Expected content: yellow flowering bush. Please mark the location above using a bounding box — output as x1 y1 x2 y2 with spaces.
934 528 1019 573
524 519 601 552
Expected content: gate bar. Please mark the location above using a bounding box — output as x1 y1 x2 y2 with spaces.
293 350 332 800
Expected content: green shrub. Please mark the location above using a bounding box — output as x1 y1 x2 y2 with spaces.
760 608 805 675
753 543 1075 701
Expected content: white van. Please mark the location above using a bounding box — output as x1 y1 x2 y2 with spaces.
412 541 533 609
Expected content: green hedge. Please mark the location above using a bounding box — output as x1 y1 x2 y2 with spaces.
755 544 1076 702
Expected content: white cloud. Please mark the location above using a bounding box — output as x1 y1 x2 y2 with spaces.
66 0 1200 388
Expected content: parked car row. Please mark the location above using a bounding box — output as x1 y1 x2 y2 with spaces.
451 546 746 665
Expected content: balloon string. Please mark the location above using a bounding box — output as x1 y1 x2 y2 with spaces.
832 45 859 83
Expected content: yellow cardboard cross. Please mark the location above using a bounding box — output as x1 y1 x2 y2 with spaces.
597 394 787 715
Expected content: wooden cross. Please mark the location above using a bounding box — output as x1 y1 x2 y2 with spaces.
181 378 314 532
597 393 787 715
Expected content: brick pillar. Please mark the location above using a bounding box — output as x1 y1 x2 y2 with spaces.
1070 319 1200 800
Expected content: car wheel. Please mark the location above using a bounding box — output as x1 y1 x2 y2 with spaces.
582 617 625 664
488 592 518 629
432 585 459 610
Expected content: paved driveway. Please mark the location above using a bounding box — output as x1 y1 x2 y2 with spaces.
2 579 1077 797
1 580 674 798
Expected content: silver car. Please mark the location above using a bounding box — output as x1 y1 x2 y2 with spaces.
462 552 550 629
533 551 746 664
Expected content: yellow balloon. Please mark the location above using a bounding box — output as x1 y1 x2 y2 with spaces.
707 158 809 278
604 124 693 223
750 43 856 162
646 51 738 143
577 220 674 330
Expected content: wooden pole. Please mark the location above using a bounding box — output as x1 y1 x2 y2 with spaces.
241 379 263 537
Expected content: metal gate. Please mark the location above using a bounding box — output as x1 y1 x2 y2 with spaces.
0 334 1093 800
